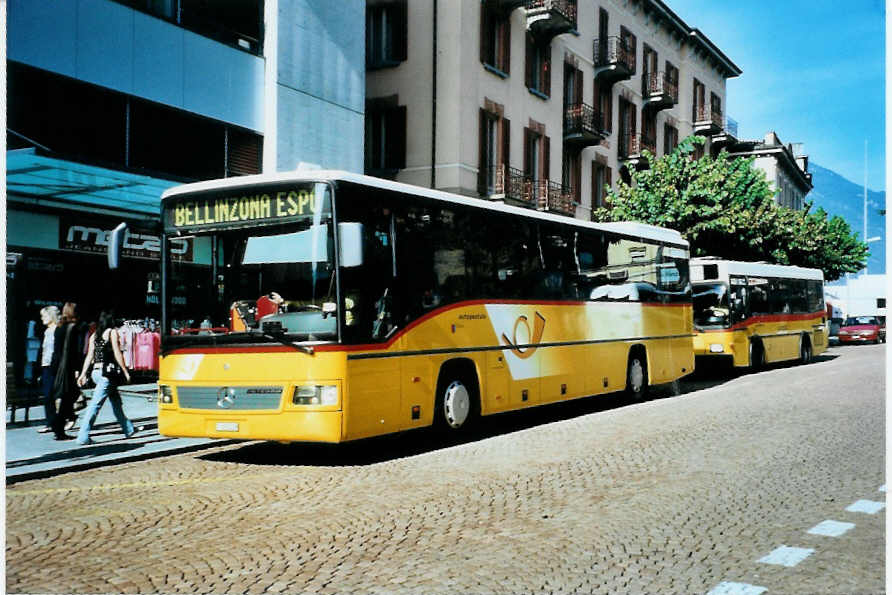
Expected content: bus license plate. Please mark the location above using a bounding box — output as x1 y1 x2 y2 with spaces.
215 422 239 432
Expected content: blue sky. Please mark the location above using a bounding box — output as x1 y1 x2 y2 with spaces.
667 0 885 192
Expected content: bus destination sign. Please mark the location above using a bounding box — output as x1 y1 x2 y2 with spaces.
167 187 326 229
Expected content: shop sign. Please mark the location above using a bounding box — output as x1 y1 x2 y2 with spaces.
60 220 193 262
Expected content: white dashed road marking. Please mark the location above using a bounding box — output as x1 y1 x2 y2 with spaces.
807 520 856 537
758 545 815 567
845 500 886 514
706 582 767 595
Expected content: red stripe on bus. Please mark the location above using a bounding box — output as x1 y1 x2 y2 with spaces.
165 299 690 355
698 311 825 333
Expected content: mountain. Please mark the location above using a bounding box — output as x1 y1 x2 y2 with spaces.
807 163 885 275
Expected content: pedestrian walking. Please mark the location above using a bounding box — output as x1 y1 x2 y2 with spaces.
37 305 62 434
75 311 137 445
49 303 87 440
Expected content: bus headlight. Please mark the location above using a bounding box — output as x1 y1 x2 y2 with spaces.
293 385 339 406
159 385 173 403
709 343 724 353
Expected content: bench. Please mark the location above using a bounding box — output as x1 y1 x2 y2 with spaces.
7 363 44 424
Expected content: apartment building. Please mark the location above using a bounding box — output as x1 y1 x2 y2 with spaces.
725 132 813 210
365 0 741 220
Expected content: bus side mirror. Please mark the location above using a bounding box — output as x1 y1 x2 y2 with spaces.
338 222 364 268
108 222 128 270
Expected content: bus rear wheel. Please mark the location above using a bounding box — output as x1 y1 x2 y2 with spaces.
749 339 765 371
625 350 648 401
434 371 478 433
799 335 813 364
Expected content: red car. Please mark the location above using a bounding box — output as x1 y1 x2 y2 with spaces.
837 316 886 344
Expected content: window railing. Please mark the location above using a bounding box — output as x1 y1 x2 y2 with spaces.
564 103 604 137
645 72 678 102
593 37 635 72
525 0 577 24
695 106 723 128
641 134 656 154
725 116 739 137
490 165 531 204
618 132 639 159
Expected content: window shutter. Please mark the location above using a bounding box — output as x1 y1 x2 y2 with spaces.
629 33 637 73
631 107 637 136
227 128 262 176
606 167 612 190
543 135 550 181
393 3 408 62
575 68 583 105
478 108 488 195
591 161 597 208
573 155 581 202
523 127 531 176
544 47 551 96
501 117 510 168
384 106 407 169
502 20 511 73
525 37 533 88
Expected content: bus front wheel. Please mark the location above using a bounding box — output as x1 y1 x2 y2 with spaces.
625 350 648 401
434 371 479 432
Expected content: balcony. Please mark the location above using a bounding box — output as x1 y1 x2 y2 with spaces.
563 103 606 148
525 0 577 44
642 72 678 112
711 116 740 151
531 179 575 215
694 106 723 136
484 0 527 15
617 133 653 169
593 37 635 85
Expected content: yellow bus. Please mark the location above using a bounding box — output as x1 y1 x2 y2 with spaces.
691 257 827 369
115 171 694 443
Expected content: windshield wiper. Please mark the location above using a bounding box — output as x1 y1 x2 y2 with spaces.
257 329 315 355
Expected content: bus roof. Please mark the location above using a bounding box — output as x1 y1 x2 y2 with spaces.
161 169 689 248
691 257 824 281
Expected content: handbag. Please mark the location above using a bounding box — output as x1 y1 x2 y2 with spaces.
102 361 127 384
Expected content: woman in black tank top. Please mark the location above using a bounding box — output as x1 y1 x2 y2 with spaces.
75 311 137 445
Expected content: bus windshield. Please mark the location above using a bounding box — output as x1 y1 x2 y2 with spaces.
163 184 337 344
693 282 730 328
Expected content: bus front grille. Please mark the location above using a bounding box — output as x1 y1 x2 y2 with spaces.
176 386 284 410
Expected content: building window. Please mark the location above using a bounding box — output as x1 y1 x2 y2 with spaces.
7 62 260 181
710 92 722 121
594 80 612 133
478 109 510 196
693 78 706 121
525 36 551 97
562 151 581 203
641 44 657 95
112 0 263 54
591 161 612 210
617 98 636 158
642 110 657 154
663 124 678 155
620 26 637 74
366 1 408 69
665 61 679 101
481 5 511 74
877 298 886 309
365 101 407 176
523 127 549 181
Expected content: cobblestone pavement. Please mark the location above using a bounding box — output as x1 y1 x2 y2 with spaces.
6 345 884 594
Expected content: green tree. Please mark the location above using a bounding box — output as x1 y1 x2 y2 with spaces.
592 136 867 281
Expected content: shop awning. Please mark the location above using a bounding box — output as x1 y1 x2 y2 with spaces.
6 149 182 219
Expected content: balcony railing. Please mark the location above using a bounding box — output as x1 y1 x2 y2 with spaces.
531 179 575 215
643 71 678 107
489 165 532 205
525 0 577 42
694 106 723 131
564 102 606 147
618 132 655 163
593 37 635 82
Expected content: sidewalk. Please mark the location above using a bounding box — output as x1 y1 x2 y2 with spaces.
6 384 233 483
